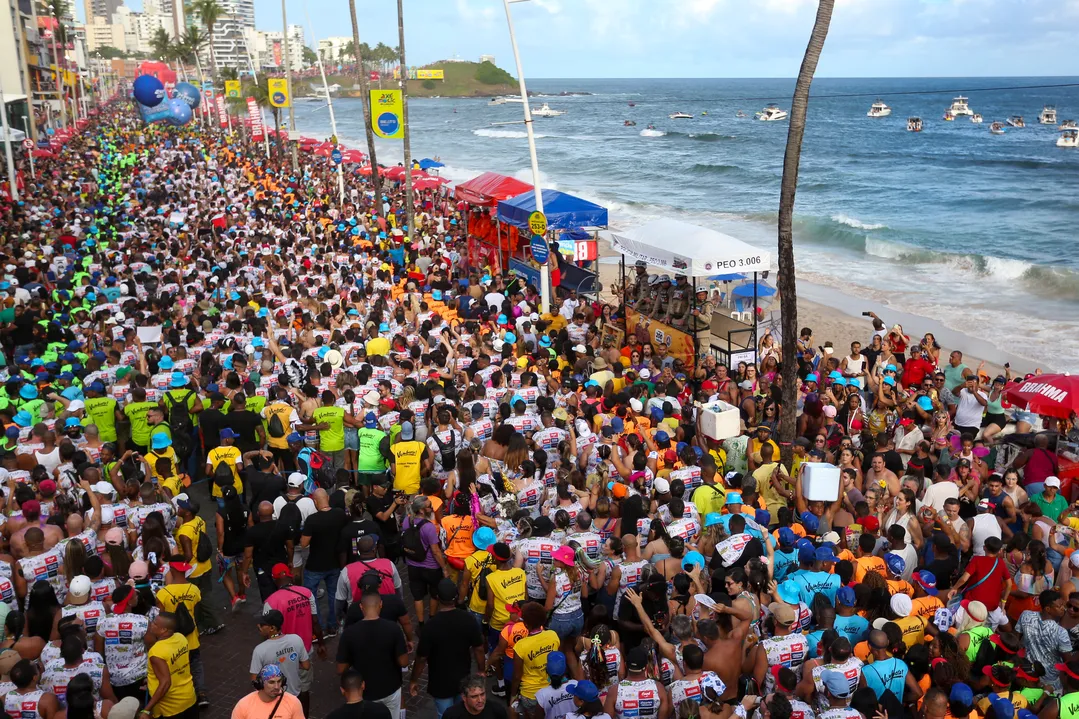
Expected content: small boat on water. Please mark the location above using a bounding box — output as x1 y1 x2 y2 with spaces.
1060 120 1078 130
943 110 955 121
701 111 708 116
623 120 636 127
531 103 566 117
990 122 1005 135
646 124 656 130
1058 128 1079 148
668 112 693 119
907 117 922 132
1006 116 1025 128
971 114 983 124
628 102 635 107
736 110 747 118
867 100 891 118
948 96 974 116
488 97 507 106
1040 106 1058 125
757 104 788 122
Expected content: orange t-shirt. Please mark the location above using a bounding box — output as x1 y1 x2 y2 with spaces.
500 619 529 659
853 556 888 583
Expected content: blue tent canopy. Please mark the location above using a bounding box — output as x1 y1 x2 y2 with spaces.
560 230 591 241
707 273 747 282
732 282 776 298
497 189 608 232
418 158 444 169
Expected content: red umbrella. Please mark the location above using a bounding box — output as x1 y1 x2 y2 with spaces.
356 165 373 176
311 144 336 157
31 149 55 158
413 177 447 191
298 136 319 146
383 166 407 180
1005 374 1079 419
339 150 365 164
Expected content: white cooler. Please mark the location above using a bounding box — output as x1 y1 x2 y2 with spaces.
802 463 842 502
699 401 740 441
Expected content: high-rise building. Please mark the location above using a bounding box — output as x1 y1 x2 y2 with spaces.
207 0 256 71
247 25 303 71
84 0 121 22
318 36 350 63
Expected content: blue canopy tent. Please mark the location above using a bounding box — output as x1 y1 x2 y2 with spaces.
707 273 747 282
418 158 444 170
496 189 609 232
732 282 776 298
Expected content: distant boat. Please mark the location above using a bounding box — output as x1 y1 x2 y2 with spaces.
867 100 891 118
1060 120 1077 130
943 110 955 121
948 96 974 116
628 102 635 107
757 105 788 122
971 114 983 124
488 97 507 106
531 103 566 117
1040 106 1058 125
736 110 747 118
1058 128 1078 148
990 122 1006 135
907 117 922 132
1007 116 1025 128
624 120 636 127
668 112 693 119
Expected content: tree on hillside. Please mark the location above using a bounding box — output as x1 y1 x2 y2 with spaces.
302 46 318 66
777 0 835 468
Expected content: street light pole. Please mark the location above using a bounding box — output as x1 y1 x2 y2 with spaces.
396 0 414 241
281 0 298 173
502 0 549 313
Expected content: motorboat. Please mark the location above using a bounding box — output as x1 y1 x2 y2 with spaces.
628 102 635 107
971 114 983 124
1060 120 1078 130
624 120 637 127
1006 116 1025 128
1058 128 1079 148
646 124 656 130
990 122 1005 135
943 110 955 121
948 96 974 116
867 100 891 118
701 111 708 116
668 112 693 119
297 87 330 102
736 110 747 118
488 97 507 106
907 117 922 132
532 103 566 117
757 105 788 122
1040 106 1058 125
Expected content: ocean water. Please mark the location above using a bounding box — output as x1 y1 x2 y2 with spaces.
287 77 1079 369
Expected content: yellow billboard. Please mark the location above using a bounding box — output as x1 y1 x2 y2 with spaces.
224 80 241 98
416 69 444 80
267 78 290 108
370 89 403 139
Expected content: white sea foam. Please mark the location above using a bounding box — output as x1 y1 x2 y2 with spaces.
984 256 1033 280
831 213 886 230
639 129 666 137
473 128 547 140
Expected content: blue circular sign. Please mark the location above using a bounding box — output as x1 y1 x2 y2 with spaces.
376 112 400 135
331 148 342 164
530 234 549 264
272 91 286 105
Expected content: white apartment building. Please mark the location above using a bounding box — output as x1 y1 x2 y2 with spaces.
318 36 350 62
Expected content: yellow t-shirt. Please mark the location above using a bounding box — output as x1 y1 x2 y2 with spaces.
977 691 1029 719
485 568 526 630
146 447 178 483
156 583 203 650
365 337 390 356
206 445 243 497
147 632 196 718
175 517 212 579
514 629 561 699
894 614 927 650
464 550 493 614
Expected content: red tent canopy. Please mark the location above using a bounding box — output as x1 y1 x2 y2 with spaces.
1005 374 1079 419
455 172 532 207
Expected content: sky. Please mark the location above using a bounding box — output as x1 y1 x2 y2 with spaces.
248 0 1079 78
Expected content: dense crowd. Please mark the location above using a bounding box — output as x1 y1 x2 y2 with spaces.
0 101 1076 719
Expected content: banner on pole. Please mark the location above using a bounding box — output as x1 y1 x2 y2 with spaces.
246 97 264 141
370 89 403 139
216 95 228 127
225 80 241 98
268 78 290 107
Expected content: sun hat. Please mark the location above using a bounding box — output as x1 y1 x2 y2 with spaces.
472 526 496 550
776 580 801 606
151 434 172 450
704 512 722 528
552 546 575 565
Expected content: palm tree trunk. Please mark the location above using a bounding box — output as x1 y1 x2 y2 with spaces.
396 0 415 241
348 0 381 199
778 0 834 468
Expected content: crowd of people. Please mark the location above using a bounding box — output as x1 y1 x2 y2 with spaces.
0 99 1077 719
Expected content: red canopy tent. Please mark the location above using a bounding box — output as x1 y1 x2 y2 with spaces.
1006 375 1079 419
455 172 532 206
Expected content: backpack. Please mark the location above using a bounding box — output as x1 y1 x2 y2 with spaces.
401 518 430 562
213 459 235 489
431 430 458 471
277 499 303 543
267 410 287 439
193 519 214 563
165 391 195 457
475 555 495 601
165 589 196 636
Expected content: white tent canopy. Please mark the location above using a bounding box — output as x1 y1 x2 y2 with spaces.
602 219 775 278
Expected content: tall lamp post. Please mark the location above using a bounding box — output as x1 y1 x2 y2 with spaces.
502 0 549 313
281 0 298 172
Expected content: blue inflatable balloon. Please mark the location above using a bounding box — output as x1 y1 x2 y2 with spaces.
167 98 193 126
173 82 201 109
133 74 165 107
137 101 172 124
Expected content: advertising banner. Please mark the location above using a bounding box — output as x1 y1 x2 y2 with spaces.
224 80 240 98
215 95 227 127
246 97 264 140
626 309 695 370
416 69 444 80
268 78 290 108
370 89 403 139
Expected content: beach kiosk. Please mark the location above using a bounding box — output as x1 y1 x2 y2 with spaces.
496 189 608 297
602 219 775 370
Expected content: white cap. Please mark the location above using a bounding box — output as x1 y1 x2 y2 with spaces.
821 531 841 545
694 593 718 611
1045 476 1061 488
68 575 92 598
287 472 306 488
890 593 913 617
639 368 651 380
66 400 85 413
629 398 643 413
572 344 586 354
91 481 115 495
653 478 671 494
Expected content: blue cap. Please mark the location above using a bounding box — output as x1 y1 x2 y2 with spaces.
917 395 934 411
610 417 624 433
151 433 172 450
815 546 840 563
913 570 938 596
539 336 551 347
546 651 566 677
884 552 905 576
777 580 801 606
89 381 106 394
883 376 896 386
800 511 820 533
365 412 378 428
92 351 107 362
988 695 1014 719
1018 711 1038 719
159 356 174 370
885 364 898 372
682 551 705 570
777 527 796 547
754 509 770 526
949 683 973 707
805 373 818 383
567 680 599 703
472 526 496 550
379 322 390 333
704 512 722 528
821 669 852 698
725 492 743 505
833 377 847 387
64 417 81 428
317 346 330 359
828 371 842 380
219 428 239 440
497 314 508 325
655 430 670 443
170 372 187 388
837 586 856 606
798 546 816 564
59 372 74 381
286 432 303 444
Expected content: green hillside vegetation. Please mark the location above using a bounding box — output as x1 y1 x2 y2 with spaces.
310 61 519 99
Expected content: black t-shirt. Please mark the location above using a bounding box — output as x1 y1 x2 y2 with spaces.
443 704 509 719
335 618 407 701
199 409 228 453
927 552 960 590
616 594 668 651
417 608 484 699
338 519 382 565
244 519 289 571
324 701 393 719
344 592 407 626
302 507 348 572
12 312 37 346
879 449 904 477
863 347 882 373
247 470 287 511
226 410 263 452
365 493 400 541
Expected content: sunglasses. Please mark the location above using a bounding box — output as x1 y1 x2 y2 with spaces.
1068 605 1079 613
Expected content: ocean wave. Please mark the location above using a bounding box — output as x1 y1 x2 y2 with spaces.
473 128 548 140
691 163 742 175
640 129 666 137
966 157 1062 171
831 213 886 231
667 131 736 142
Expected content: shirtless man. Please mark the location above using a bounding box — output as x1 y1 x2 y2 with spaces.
8 497 64 559
701 598 752 702
865 454 900 499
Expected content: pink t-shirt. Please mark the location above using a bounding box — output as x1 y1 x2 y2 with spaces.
263 585 318 650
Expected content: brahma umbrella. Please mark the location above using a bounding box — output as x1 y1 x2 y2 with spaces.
1005 374 1079 419
339 150 365 164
